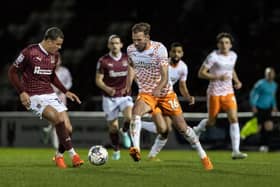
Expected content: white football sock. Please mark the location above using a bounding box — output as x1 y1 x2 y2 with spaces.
184 127 206 159
51 127 59 150
55 151 64 158
196 118 208 131
68 148 77 158
141 121 157 133
148 134 168 158
230 123 240 153
130 115 142 150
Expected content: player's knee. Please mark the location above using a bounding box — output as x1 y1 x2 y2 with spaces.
157 125 168 135
123 117 132 123
207 119 216 126
53 113 64 125
228 117 238 124
109 122 119 133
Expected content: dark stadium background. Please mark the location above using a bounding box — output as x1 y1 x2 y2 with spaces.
1 0 280 112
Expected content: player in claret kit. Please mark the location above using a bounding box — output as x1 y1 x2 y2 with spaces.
8 27 84 168
95 34 132 160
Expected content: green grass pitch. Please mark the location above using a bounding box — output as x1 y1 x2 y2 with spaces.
0 148 279 187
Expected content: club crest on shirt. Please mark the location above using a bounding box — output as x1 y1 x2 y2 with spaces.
122 60 128 66
35 57 42 61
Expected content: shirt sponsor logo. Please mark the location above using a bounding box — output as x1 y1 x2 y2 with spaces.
34 66 52 75
109 70 127 77
35 57 42 61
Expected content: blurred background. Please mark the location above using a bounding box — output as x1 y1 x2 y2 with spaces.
1 0 280 112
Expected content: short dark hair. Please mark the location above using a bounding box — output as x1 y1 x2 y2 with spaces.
108 34 121 43
132 22 151 35
44 27 64 40
216 32 234 43
170 42 183 49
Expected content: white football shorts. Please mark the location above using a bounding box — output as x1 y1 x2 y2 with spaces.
29 93 67 119
102 96 133 121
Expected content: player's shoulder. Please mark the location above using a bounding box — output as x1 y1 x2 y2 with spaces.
98 53 110 62
255 79 265 86
177 60 188 69
151 41 167 50
229 50 238 58
127 44 136 53
206 50 218 60
22 44 39 53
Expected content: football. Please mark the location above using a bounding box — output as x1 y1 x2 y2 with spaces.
88 145 108 166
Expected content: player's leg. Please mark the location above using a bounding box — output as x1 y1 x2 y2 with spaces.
258 109 273 152
224 94 247 159
42 123 52 144
43 106 83 168
129 94 154 161
194 95 219 137
108 119 121 160
120 96 134 148
102 96 122 160
148 114 171 161
171 114 213 170
160 93 213 170
50 111 73 152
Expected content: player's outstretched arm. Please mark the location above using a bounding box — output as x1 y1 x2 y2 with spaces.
8 65 31 109
179 81 195 105
65 91 81 104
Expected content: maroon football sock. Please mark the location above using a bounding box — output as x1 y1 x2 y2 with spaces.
55 122 73 151
109 132 120 151
122 120 130 132
58 130 72 154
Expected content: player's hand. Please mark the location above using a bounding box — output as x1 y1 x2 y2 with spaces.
121 87 129 95
105 87 116 97
234 81 242 90
19 91 31 110
65 91 81 104
218 74 230 81
187 96 195 105
252 106 258 114
152 88 162 97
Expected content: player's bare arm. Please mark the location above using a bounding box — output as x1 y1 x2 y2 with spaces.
95 72 116 96
65 91 81 104
178 80 195 105
198 65 230 81
124 59 135 94
232 70 242 90
153 64 168 97
19 91 31 109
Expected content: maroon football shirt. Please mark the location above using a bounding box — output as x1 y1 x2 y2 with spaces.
13 44 59 96
96 53 129 97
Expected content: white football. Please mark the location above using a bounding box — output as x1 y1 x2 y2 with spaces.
88 145 108 166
